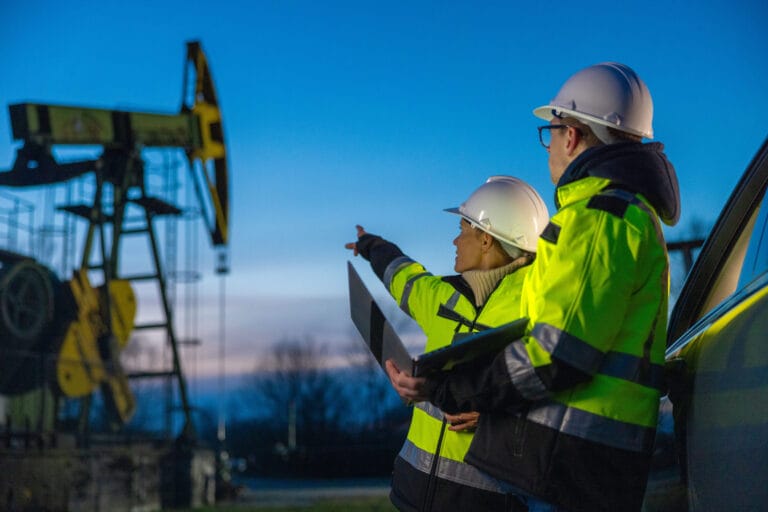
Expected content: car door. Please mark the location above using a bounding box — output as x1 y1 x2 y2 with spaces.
645 136 768 511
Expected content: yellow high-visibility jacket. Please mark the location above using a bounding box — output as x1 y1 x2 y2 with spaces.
430 142 681 512
354 231 530 512
389 257 529 511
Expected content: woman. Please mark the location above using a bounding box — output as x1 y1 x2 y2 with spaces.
346 176 548 512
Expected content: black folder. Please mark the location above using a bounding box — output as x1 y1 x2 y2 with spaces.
348 261 528 377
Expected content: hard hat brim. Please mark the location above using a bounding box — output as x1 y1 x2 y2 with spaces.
444 207 485 233
533 105 556 121
445 207 531 252
532 104 653 139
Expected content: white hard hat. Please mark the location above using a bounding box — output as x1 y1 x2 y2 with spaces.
445 176 549 253
533 62 654 141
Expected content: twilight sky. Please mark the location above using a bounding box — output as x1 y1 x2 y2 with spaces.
1 0 767 381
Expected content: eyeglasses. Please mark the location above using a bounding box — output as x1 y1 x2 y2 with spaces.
537 124 569 150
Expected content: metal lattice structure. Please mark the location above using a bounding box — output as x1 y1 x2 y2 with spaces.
0 41 229 444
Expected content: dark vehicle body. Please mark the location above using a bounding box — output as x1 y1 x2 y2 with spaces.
645 137 768 511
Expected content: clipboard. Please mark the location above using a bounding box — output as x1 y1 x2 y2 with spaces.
411 316 529 376
348 261 528 377
348 261 413 373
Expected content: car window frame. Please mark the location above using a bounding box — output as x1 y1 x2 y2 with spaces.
667 136 768 345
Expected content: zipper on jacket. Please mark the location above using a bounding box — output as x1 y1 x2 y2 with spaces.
420 283 489 510
421 418 448 512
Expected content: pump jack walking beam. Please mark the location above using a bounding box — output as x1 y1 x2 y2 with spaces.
4 40 228 248
0 41 229 436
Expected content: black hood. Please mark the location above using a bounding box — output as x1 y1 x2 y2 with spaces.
557 142 681 226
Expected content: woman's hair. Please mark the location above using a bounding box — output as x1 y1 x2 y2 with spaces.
496 238 536 261
470 221 536 261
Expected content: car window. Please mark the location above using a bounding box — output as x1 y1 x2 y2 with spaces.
737 194 768 289
698 201 761 315
667 138 768 343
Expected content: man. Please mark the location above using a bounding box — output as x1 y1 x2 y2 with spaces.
386 62 681 512
346 176 548 512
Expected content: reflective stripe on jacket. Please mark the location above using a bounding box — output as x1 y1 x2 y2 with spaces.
463 176 670 512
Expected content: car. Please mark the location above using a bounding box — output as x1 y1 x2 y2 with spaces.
644 136 768 511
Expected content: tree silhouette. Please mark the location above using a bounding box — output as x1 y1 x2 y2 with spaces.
249 337 344 450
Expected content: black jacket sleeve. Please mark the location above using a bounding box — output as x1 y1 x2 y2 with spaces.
355 233 406 282
429 345 592 414
428 350 530 415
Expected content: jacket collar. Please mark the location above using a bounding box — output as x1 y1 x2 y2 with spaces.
555 176 611 210
555 142 680 226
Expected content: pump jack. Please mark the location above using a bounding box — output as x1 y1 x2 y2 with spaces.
0 41 229 437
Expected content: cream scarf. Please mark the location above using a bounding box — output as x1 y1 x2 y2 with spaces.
461 255 533 307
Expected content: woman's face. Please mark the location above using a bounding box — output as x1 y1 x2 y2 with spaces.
453 219 484 273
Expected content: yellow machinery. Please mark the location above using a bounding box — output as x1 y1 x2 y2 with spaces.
0 41 229 435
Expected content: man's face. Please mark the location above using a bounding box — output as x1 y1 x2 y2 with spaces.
547 120 571 185
453 219 484 273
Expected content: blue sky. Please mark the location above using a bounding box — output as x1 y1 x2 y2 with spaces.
1 1 767 378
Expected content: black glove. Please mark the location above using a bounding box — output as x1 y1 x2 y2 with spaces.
355 233 385 261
